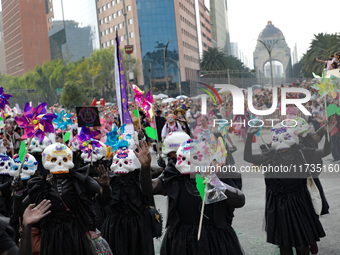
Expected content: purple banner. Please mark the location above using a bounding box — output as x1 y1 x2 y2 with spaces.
115 32 134 134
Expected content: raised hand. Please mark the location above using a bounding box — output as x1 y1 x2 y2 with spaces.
247 126 260 136
94 164 110 187
135 141 151 168
23 199 51 227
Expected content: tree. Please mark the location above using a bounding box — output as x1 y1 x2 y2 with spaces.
299 33 340 77
200 47 228 71
59 81 86 109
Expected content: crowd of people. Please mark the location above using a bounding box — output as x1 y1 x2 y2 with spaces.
0 75 338 255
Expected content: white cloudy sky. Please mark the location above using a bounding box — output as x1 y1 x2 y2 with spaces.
228 0 340 68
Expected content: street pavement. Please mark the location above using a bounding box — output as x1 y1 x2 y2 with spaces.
151 128 340 255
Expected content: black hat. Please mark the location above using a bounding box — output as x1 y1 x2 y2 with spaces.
156 109 162 113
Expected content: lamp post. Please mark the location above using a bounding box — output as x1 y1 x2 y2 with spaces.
164 40 171 96
166 57 181 95
122 0 133 98
257 39 282 87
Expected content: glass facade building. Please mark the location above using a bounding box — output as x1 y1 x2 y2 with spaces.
136 0 179 92
49 0 100 63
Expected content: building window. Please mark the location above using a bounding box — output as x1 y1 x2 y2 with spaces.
120 36 124 41
105 29 108 35
107 3 110 8
111 40 114 45
101 31 104 37
129 32 134 38
117 10 121 16
127 5 131 11
100 19 103 25
114 25 117 31
118 23 123 29
113 13 116 19
106 41 110 47
128 18 132 25
98 7 102 13
103 5 106 11
108 15 112 21
109 27 113 33
112 0 115 6
117 0 120 3
102 43 105 48
104 17 107 23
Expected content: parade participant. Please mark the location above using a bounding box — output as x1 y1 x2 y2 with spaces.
136 140 245 255
98 148 155 255
0 199 51 255
244 124 331 255
161 114 183 142
193 115 210 139
25 143 111 255
0 154 13 217
157 132 190 170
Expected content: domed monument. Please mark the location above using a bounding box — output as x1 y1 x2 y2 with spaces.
253 21 292 84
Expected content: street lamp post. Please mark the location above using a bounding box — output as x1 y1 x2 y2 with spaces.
122 0 133 98
164 40 171 96
166 57 181 95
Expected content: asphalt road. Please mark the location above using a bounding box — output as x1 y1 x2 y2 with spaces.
151 129 340 255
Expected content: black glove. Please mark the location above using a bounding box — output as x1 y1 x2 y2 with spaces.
157 157 166 169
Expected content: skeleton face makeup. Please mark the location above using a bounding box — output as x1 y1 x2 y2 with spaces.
110 148 141 174
175 139 212 175
29 137 52 153
10 154 38 180
0 154 12 175
271 126 299 151
80 141 107 163
42 143 74 174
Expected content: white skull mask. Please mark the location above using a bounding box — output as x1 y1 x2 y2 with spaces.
29 137 52 153
271 127 299 151
42 143 74 174
0 154 12 175
81 141 107 163
110 148 141 174
293 117 309 136
175 139 212 175
10 154 38 180
71 136 80 152
119 133 136 150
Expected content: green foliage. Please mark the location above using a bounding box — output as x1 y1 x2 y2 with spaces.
2 47 138 109
298 33 340 77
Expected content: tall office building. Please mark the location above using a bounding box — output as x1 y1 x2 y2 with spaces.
230 42 238 59
195 0 213 58
49 0 100 63
0 12 7 75
210 0 231 56
96 0 203 94
2 0 51 76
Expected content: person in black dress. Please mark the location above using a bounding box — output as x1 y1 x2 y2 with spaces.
137 141 245 255
244 124 332 255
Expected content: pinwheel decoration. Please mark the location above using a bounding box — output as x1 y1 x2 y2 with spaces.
142 91 153 119
0 87 12 111
53 110 73 130
15 102 56 142
77 126 102 159
312 72 338 98
105 124 128 151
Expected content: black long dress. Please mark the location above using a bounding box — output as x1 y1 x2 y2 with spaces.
263 145 325 247
27 168 97 255
159 159 243 255
100 170 154 255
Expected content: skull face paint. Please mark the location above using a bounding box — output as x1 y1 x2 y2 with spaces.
42 143 74 174
271 126 299 151
110 148 141 174
0 154 12 175
10 154 38 180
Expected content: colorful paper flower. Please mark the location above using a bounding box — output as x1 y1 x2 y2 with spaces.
53 110 72 130
15 102 56 142
77 126 102 158
130 83 144 107
0 87 12 111
312 72 338 98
